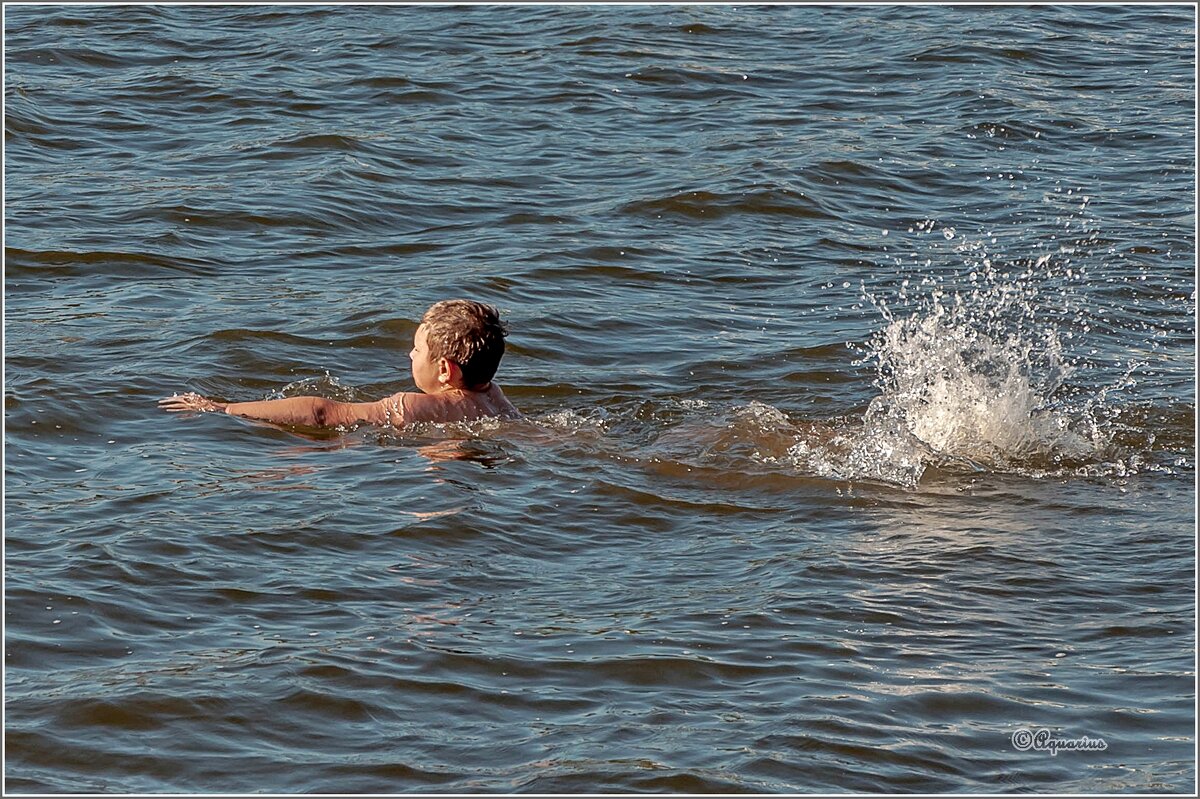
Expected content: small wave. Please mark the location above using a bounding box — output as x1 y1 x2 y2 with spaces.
622 66 701 87
621 188 832 222
142 204 319 233
209 329 331 350
912 44 1043 66
6 46 129 69
676 22 723 35
317 241 446 261
4 105 55 137
270 133 372 152
4 247 218 279
497 211 574 226
370 88 459 105
353 75 413 89
103 73 236 106
617 64 769 99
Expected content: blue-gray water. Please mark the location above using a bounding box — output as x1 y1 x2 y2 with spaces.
4 4 1195 793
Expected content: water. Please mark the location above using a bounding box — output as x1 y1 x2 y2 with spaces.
4 4 1195 793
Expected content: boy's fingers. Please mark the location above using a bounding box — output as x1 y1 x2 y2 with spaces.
159 395 197 410
159 393 219 413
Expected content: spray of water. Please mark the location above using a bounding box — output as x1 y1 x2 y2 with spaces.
865 278 1096 464
772 231 1157 487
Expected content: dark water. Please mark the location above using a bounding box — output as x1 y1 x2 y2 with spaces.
4 4 1195 793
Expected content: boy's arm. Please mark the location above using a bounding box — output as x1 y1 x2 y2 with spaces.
159 392 406 428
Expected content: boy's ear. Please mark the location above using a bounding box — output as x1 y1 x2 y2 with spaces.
437 357 462 386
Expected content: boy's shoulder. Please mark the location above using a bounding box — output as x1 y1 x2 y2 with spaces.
395 384 519 425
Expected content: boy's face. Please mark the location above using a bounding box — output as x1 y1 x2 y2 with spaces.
409 324 441 393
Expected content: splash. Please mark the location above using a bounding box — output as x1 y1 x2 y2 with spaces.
749 210 1180 489
778 245 1157 487
862 278 1098 470
270 372 366 402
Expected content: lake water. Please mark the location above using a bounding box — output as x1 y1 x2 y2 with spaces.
4 3 1195 793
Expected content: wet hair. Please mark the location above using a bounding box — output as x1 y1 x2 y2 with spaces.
420 299 509 389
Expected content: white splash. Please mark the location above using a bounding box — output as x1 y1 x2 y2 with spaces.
862 289 1098 471
764 241 1151 487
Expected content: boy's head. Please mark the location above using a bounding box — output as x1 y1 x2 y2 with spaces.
411 299 508 391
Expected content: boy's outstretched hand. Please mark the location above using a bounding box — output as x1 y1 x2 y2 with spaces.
159 392 228 413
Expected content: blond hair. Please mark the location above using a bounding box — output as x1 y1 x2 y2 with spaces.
421 299 509 388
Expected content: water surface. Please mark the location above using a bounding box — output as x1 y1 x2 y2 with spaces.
4 4 1195 793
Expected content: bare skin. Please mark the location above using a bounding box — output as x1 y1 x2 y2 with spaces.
159 324 519 428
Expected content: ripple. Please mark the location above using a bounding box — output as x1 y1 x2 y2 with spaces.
4 247 218 279
621 187 833 221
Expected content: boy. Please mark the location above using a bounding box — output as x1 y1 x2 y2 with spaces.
159 299 519 428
